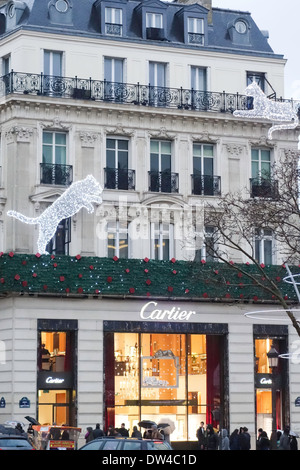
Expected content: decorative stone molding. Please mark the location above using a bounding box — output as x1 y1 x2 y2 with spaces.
105 123 135 137
148 127 176 140
79 131 99 148
40 117 71 131
226 143 244 158
5 126 34 143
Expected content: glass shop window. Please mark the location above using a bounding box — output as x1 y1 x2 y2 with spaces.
38 331 73 372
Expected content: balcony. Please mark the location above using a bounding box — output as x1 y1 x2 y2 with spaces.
104 167 136 190
40 163 73 186
250 178 279 198
1 70 255 114
191 174 221 196
148 170 179 193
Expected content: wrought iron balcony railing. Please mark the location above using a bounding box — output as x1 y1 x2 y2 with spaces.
250 177 279 199
148 170 179 193
191 173 221 196
40 163 73 186
0 70 256 114
104 167 136 190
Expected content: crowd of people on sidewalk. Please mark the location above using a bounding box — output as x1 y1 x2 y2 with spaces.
196 422 298 451
84 422 168 443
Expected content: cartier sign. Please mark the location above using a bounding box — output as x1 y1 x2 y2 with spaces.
38 371 73 389
140 301 196 321
255 374 273 388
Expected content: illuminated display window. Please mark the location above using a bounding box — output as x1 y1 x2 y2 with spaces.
105 331 224 442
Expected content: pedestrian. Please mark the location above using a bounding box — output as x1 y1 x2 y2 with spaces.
279 427 291 450
229 429 240 450
131 426 142 438
85 426 94 443
239 426 251 450
206 424 219 450
220 429 230 450
196 421 206 450
118 423 129 437
258 431 270 450
15 423 24 435
93 423 104 439
290 435 298 450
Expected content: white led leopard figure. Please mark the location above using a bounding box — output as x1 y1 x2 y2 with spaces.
7 174 103 255
233 81 299 139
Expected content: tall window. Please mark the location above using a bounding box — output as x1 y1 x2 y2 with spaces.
149 140 178 193
43 131 67 166
247 72 265 92
188 17 204 45
41 131 72 186
44 50 63 77
104 57 124 101
195 226 215 262
251 148 271 180
107 220 129 258
105 138 134 190
46 218 71 255
105 7 123 36
254 228 273 265
151 222 174 260
251 148 273 198
192 144 219 196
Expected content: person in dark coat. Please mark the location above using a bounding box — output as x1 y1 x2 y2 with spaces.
131 426 142 438
258 431 270 450
206 424 219 450
239 427 251 450
196 422 206 450
229 429 240 450
93 423 104 439
118 423 129 437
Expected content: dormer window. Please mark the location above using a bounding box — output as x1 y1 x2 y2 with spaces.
176 4 208 47
188 17 204 45
48 0 73 25
235 20 247 34
55 0 69 13
105 7 123 36
146 12 163 29
229 17 251 45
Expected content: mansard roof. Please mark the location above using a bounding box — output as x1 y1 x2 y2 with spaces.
0 0 280 58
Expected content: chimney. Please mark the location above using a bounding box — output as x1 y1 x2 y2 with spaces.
176 0 213 24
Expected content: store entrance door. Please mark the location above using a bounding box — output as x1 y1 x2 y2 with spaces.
38 389 74 426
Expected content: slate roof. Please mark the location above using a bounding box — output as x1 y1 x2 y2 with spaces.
0 0 281 58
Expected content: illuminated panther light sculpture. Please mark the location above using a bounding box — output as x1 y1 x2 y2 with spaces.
233 81 299 140
7 174 103 255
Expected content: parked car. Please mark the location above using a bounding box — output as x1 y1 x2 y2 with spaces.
0 434 35 450
79 437 172 451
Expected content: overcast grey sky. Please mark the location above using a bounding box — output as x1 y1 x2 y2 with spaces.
213 0 300 100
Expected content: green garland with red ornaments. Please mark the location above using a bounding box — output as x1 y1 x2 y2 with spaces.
0 251 297 302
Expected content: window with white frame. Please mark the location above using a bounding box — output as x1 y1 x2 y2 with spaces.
146 12 163 28
107 220 129 258
105 7 123 36
251 148 271 180
195 226 215 262
41 131 72 185
151 222 174 260
188 17 204 45
254 228 273 265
